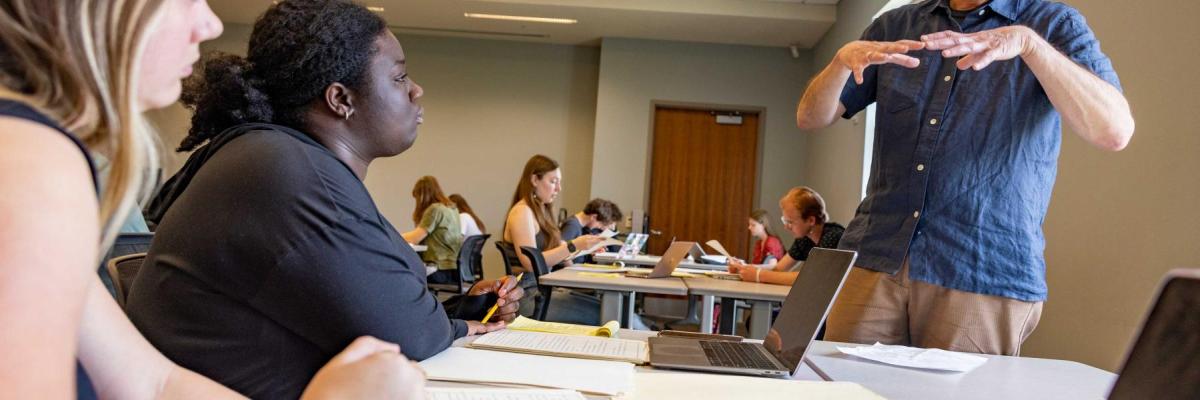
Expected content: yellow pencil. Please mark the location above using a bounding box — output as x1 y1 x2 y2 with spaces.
481 272 523 323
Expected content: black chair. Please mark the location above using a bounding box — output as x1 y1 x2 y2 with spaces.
105 253 147 309
495 241 520 273
98 232 153 303
519 246 555 321
429 234 490 295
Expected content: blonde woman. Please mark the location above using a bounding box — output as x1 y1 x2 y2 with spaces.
0 0 420 398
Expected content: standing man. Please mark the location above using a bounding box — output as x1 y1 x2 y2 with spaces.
795 0 1133 355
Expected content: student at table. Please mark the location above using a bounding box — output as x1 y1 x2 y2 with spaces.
402 176 464 285
502 155 604 317
749 209 786 266
560 198 623 264
450 193 486 236
125 2 522 398
0 0 422 398
729 187 844 285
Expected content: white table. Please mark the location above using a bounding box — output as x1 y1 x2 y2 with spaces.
805 341 1117 400
539 269 688 328
431 332 1116 400
593 252 726 271
683 276 790 338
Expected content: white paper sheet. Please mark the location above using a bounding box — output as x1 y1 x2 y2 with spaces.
836 343 989 372
469 329 647 363
629 372 886 399
705 240 733 259
425 387 586 400
419 348 634 396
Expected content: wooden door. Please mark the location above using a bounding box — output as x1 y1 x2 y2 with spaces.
646 107 759 259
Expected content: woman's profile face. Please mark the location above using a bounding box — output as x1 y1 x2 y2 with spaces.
138 0 223 111
532 168 561 205
354 31 424 157
748 218 765 237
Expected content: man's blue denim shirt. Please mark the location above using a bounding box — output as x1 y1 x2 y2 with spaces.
837 0 1121 302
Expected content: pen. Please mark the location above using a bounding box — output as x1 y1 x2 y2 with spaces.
480 272 523 323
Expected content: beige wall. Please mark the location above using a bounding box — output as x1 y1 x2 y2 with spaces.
1022 0 1200 371
803 0 888 225
802 0 1200 371
590 37 812 244
148 25 601 279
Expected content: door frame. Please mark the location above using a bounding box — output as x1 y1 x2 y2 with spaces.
642 100 768 246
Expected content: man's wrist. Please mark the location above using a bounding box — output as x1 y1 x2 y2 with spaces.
1018 26 1045 60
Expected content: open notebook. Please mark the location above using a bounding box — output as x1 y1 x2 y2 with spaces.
507 315 622 338
468 329 648 364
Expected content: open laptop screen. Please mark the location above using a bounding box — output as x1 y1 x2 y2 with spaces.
1109 270 1200 400
763 248 857 374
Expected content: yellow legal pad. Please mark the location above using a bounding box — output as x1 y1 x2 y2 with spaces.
507 315 622 338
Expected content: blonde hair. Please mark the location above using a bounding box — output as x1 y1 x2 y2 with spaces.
0 0 166 252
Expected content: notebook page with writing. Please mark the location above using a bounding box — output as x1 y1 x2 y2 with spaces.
507 315 622 337
469 329 647 364
419 347 634 396
425 387 586 400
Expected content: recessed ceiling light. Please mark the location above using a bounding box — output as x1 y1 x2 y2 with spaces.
367 6 385 12
463 13 577 24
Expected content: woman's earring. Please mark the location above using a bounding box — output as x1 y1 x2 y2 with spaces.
344 109 354 120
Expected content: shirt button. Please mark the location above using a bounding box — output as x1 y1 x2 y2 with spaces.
916 164 925 171
979 9 986 15
929 118 938 125
943 75 952 82
913 211 921 218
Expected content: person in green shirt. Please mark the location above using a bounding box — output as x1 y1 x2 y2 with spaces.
403 176 464 284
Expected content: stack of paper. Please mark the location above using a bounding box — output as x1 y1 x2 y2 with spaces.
506 315 622 338
419 347 635 396
468 329 648 364
629 373 885 400
425 388 586 400
836 343 989 372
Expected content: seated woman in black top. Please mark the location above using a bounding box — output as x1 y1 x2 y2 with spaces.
502 155 604 316
126 2 522 398
728 186 845 285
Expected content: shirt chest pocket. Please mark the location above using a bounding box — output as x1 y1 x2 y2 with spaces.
878 65 926 114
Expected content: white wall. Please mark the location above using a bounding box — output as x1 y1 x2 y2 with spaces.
801 0 1200 371
589 37 812 244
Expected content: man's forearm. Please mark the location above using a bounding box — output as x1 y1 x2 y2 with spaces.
1021 29 1134 150
796 61 853 130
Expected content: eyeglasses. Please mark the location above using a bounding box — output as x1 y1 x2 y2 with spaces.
780 216 794 227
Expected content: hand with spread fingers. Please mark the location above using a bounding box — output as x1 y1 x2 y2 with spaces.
834 39 926 84
921 26 1035 71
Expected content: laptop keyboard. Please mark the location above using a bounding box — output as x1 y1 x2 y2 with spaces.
699 340 781 370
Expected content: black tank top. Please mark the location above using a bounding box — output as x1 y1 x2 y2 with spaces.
0 99 98 399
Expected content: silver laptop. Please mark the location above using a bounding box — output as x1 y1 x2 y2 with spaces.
647 248 857 377
625 241 696 278
1108 269 1200 400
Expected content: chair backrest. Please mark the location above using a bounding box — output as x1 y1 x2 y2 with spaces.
456 234 490 284
105 252 147 309
518 246 552 279
495 241 521 274
98 233 154 302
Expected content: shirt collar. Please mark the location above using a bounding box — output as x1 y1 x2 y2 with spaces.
926 0 1020 22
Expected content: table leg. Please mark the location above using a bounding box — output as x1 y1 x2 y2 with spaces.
718 297 737 335
626 291 637 329
748 300 772 339
599 290 624 327
699 295 715 334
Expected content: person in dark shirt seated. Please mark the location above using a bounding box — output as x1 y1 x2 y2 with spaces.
559 198 623 264
127 2 522 398
728 187 844 285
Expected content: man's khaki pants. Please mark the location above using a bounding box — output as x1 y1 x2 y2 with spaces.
825 260 1043 356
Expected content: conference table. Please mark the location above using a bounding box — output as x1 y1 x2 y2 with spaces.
430 330 1118 400
684 276 790 337
538 269 688 327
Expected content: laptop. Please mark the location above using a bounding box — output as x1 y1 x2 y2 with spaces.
647 247 857 377
1108 269 1200 400
625 241 697 278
